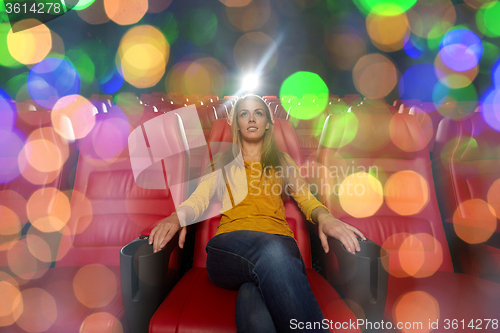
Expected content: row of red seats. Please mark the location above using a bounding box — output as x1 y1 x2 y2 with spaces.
2 97 498 331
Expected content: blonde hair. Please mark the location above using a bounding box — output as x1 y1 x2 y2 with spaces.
202 95 303 200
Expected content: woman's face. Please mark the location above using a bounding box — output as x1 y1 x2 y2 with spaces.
236 99 270 143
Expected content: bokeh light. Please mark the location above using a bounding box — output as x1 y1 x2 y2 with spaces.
480 87 500 131
355 0 417 16
487 178 500 218
148 0 172 13
439 28 482 71
452 199 497 244
407 0 456 41
0 206 21 251
393 291 439 333
73 264 118 308
0 278 23 327
353 54 397 98
0 129 25 184
220 0 252 7
0 23 22 68
338 172 384 218
7 19 52 65
116 25 169 88
51 95 96 140
15 288 57 332
384 170 429 215
399 233 443 278
104 0 148 25
7 240 50 282
80 312 124 333
165 57 227 96
225 0 271 31
366 11 410 52
434 50 478 89
476 1 500 37
399 63 438 102
182 9 217 46
324 26 367 71
27 187 71 233
28 57 81 110
280 72 328 120
77 0 110 25
66 49 96 85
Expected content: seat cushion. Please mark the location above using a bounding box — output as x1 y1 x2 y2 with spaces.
385 272 500 333
150 268 359 333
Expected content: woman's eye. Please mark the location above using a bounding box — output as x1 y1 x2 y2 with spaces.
240 112 247 117
256 112 263 116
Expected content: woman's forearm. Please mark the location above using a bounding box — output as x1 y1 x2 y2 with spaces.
311 206 330 224
176 205 196 227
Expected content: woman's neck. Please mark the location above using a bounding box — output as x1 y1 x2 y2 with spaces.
241 140 263 161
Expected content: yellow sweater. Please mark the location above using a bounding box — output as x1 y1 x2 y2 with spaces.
177 155 329 240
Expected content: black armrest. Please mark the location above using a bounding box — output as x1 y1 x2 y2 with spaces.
329 238 389 330
120 233 179 333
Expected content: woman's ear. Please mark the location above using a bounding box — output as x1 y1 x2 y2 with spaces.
266 123 270 129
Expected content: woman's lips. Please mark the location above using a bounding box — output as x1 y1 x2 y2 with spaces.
247 127 258 132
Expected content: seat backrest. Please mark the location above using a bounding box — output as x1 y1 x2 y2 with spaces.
192 118 312 268
56 111 189 267
433 111 500 247
317 107 454 278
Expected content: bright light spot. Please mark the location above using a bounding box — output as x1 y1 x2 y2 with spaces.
15 288 57 332
80 312 124 333
0 279 23 327
453 199 497 244
393 291 439 333
399 233 443 278
104 0 148 25
487 178 500 219
7 20 52 65
366 11 409 52
73 264 118 308
117 25 169 88
385 170 429 215
27 188 71 233
7 241 50 281
51 95 96 140
338 172 383 218
242 73 259 92
0 206 21 251
353 54 397 98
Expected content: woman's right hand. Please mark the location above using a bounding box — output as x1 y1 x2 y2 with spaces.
149 211 187 253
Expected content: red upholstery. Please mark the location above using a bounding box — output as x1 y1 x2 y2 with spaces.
288 107 329 162
149 118 359 333
433 111 500 282
1 110 188 332
341 94 361 106
318 107 500 331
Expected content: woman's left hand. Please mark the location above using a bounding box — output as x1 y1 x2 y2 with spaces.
316 212 366 254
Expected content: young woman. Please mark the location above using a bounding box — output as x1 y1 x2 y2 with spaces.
149 95 365 332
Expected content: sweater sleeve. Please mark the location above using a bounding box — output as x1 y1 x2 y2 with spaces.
283 154 330 224
176 169 218 223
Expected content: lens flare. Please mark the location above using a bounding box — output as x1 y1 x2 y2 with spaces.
0 278 23 327
7 19 52 65
234 32 278 75
477 1 500 37
0 206 21 251
0 23 21 68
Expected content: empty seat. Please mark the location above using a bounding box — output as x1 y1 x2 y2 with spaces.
1 110 188 332
148 118 359 332
433 110 500 282
317 107 500 330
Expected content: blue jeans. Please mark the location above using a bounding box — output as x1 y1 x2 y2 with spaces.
206 230 328 333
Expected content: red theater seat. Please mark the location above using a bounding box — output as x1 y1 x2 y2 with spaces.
317 107 500 332
148 118 359 333
433 110 500 282
1 111 188 332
